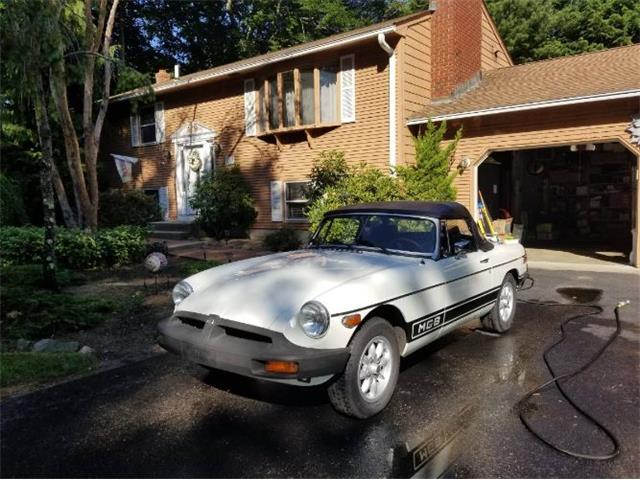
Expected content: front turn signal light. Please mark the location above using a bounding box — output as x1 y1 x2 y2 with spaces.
265 360 299 374
342 313 362 328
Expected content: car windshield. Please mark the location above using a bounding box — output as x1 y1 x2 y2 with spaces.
310 214 437 257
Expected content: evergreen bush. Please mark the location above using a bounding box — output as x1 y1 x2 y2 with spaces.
190 166 257 239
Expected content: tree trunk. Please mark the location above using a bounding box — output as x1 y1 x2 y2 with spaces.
52 162 78 228
33 74 58 291
50 0 120 232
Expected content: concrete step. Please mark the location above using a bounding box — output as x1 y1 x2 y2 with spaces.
149 221 194 232
150 230 192 241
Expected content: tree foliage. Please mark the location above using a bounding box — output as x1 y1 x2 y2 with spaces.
306 123 460 231
396 121 459 201
306 163 402 232
486 0 640 63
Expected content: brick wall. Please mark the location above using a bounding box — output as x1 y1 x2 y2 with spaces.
431 0 483 99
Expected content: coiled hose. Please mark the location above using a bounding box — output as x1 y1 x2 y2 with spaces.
515 293 629 460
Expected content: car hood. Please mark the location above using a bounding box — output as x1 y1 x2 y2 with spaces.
175 249 409 331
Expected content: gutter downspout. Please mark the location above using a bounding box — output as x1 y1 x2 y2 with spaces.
378 33 396 169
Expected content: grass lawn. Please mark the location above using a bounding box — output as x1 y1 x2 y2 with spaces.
176 259 221 277
0 352 98 388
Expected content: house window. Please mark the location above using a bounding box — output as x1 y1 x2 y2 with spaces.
319 67 338 124
256 63 342 134
268 77 280 130
139 105 157 144
282 71 296 127
285 181 310 220
299 69 315 125
130 102 164 146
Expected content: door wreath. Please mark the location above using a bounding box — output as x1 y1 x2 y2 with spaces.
187 149 202 172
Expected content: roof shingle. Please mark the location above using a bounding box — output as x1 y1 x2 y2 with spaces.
409 44 640 123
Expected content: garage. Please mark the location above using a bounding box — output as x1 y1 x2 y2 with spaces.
477 143 637 264
407 45 640 267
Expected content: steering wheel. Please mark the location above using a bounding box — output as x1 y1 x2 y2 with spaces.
390 237 422 252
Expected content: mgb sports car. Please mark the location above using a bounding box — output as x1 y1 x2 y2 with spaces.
158 201 528 418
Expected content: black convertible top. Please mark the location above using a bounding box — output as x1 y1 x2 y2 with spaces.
327 201 473 220
325 201 494 252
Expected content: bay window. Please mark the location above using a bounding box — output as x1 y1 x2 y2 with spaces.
257 64 341 134
300 69 315 125
268 77 279 130
319 67 338 124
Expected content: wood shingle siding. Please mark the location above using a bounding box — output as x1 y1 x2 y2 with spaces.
102 42 393 230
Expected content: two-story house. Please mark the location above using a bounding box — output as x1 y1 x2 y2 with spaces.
104 0 640 265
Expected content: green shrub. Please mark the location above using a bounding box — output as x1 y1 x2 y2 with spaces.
0 226 148 269
306 164 402 231
98 189 162 227
96 226 148 266
0 173 28 226
396 121 460 201
0 352 98 388
263 228 302 252
0 285 115 339
306 122 462 231
190 166 257 239
307 150 350 204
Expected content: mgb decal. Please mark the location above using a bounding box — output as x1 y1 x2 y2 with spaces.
411 314 443 340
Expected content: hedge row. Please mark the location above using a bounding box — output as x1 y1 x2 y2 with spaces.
0 226 148 269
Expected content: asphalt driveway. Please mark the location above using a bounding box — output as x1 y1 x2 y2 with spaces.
1 268 638 478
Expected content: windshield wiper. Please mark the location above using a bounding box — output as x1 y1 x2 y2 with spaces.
354 240 390 255
313 242 356 251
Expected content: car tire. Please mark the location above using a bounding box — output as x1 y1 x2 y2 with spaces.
481 273 517 333
328 317 400 419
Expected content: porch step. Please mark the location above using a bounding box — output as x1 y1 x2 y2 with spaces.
147 239 205 252
150 221 194 232
149 221 194 240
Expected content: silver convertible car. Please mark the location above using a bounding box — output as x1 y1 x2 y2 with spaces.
159 201 528 418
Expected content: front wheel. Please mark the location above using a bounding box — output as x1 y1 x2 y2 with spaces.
328 317 400 419
481 273 517 333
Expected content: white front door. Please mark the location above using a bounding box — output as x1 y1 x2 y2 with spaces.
176 142 211 219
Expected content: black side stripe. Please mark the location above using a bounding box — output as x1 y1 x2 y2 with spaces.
331 256 522 317
407 287 500 341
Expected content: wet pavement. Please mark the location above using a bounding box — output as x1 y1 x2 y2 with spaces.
1 268 639 477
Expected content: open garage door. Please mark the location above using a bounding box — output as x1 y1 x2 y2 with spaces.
477 142 637 266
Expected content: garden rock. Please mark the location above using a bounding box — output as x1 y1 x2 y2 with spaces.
16 339 33 352
33 339 80 353
79 346 96 355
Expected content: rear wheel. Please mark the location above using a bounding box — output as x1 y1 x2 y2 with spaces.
481 274 517 333
328 317 400 419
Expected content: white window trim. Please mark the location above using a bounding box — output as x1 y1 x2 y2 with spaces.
284 180 311 222
132 103 164 146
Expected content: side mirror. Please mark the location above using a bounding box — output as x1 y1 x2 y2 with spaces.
454 239 471 257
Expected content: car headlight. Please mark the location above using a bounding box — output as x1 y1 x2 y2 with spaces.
298 301 330 338
172 280 193 306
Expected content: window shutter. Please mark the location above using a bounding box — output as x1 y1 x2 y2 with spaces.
154 102 165 143
244 79 257 136
340 54 356 123
158 187 169 220
130 114 140 147
270 181 283 222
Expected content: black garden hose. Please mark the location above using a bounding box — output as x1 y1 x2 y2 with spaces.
515 297 630 460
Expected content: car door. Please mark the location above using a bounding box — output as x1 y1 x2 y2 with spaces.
436 218 495 338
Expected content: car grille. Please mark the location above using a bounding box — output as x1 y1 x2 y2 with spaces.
221 326 272 343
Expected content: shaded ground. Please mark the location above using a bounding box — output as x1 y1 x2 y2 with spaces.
1 268 638 478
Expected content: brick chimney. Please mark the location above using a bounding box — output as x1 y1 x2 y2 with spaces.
155 69 171 84
431 0 483 99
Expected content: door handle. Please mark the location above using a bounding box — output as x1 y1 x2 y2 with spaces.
480 258 489 264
